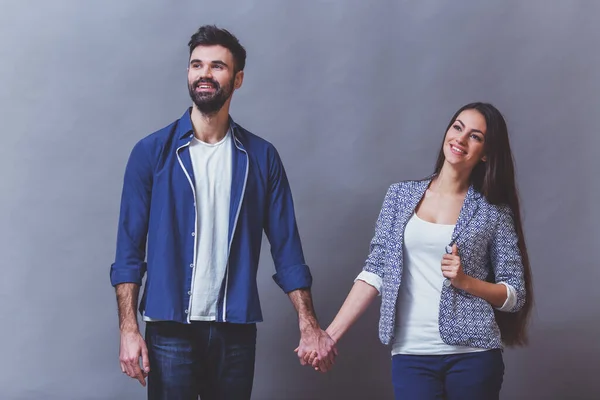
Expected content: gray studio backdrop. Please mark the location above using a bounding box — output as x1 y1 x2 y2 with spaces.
0 1 598 399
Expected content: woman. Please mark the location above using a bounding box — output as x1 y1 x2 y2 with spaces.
314 103 533 399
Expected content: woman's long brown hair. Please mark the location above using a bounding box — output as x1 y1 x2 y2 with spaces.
433 102 533 346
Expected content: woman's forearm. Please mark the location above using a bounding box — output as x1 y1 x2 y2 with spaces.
326 280 379 343
459 276 508 308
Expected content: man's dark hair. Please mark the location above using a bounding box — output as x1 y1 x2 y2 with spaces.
188 25 246 73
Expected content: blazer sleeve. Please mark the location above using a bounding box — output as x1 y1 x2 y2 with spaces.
489 205 527 312
356 183 399 293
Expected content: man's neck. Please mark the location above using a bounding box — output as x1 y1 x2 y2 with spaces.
190 105 231 144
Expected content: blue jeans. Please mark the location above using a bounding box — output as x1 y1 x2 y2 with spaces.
145 321 257 400
392 350 505 400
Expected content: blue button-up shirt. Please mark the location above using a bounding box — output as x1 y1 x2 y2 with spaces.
110 109 312 324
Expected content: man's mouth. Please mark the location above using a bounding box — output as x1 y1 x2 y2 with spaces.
195 81 217 92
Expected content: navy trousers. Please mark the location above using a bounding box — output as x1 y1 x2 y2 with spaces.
392 350 505 400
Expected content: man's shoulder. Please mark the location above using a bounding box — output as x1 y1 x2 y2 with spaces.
232 121 274 151
136 118 180 149
125 113 188 168
231 121 286 168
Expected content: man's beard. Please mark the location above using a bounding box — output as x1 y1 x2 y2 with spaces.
188 77 234 116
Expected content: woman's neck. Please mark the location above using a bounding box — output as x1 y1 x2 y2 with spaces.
432 164 471 195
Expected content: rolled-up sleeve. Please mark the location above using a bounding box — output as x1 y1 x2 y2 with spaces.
489 206 526 313
110 140 153 287
265 146 312 293
356 184 398 294
355 271 383 293
494 282 517 311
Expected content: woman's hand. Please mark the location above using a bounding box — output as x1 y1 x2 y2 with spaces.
441 244 471 290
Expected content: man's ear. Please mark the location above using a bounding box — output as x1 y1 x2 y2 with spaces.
234 70 244 89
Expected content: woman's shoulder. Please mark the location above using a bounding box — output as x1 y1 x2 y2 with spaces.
476 194 514 224
386 174 434 193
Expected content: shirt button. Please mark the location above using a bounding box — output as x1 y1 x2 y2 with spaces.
188 291 192 295
190 263 194 268
184 309 189 314
191 232 195 236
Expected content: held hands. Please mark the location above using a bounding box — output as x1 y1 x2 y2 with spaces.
119 330 150 386
294 327 338 373
291 245 470 375
441 244 471 290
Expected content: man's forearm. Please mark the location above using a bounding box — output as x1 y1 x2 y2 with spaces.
116 283 140 333
287 288 320 332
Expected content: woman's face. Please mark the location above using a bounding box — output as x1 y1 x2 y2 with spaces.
442 109 487 171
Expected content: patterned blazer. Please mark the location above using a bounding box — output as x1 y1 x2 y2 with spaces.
360 177 526 349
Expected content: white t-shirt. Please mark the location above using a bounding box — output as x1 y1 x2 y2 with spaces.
188 130 232 320
391 213 487 355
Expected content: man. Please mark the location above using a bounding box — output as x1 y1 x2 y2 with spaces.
110 25 336 399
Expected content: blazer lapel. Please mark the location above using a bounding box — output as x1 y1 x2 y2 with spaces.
450 185 481 245
394 179 431 249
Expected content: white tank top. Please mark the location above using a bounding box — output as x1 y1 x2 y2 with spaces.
392 213 487 355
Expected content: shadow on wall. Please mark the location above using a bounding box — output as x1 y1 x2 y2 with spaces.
255 309 394 400
505 319 600 400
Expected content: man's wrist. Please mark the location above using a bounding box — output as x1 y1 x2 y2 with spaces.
299 316 319 333
119 319 140 334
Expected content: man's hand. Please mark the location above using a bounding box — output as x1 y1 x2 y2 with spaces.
287 288 337 372
115 283 149 386
294 327 337 373
119 330 150 386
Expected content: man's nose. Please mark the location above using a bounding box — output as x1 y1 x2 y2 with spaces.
198 66 213 78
